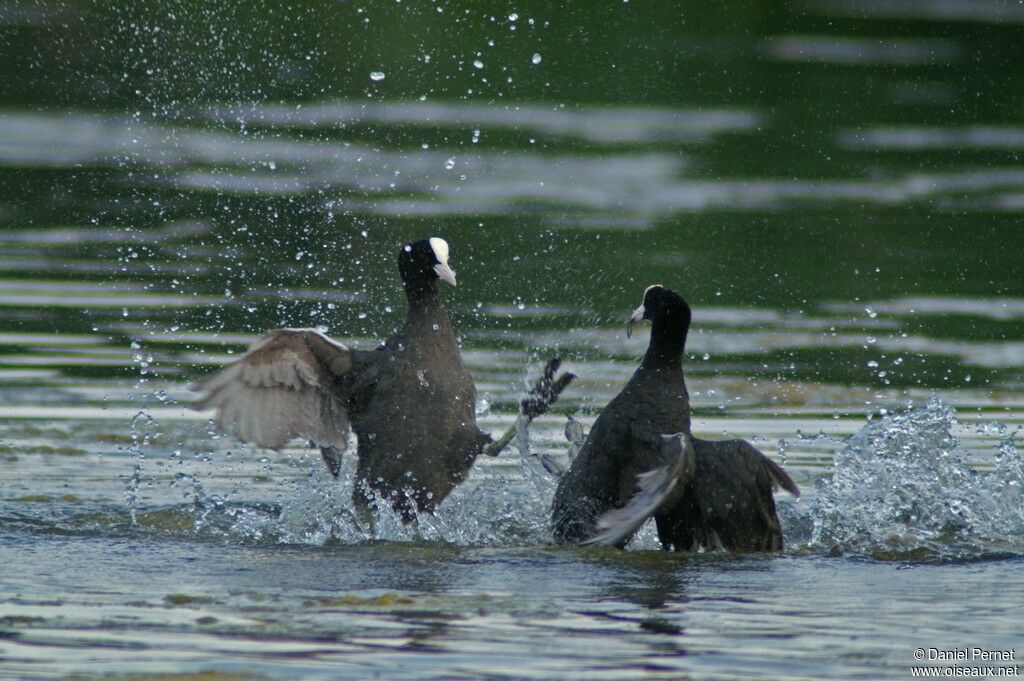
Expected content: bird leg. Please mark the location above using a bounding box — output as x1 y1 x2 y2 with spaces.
483 357 575 457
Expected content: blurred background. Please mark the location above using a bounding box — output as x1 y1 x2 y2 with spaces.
1 0 1022 395
1 2 1024 678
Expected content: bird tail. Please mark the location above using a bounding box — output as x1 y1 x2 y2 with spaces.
764 457 800 497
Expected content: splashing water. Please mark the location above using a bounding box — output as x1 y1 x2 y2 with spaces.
804 397 1024 560
216 448 557 547
204 412 557 546
110 395 1023 561
123 410 160 525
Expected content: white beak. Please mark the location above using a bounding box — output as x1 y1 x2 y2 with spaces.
626 304 645 338
434 262 457 286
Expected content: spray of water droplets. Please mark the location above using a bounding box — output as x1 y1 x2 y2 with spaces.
797 397 1024 560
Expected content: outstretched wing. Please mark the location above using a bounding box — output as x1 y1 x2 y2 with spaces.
582 433 696 547
192 328 358 451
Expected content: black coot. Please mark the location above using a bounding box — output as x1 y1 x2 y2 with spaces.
194 237 490 521
551 285 799 551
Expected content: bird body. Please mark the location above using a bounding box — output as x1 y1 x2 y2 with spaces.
552 360 690 544
656 437 797 551
194 237 490 520
348 283 488 517
552 285 799 552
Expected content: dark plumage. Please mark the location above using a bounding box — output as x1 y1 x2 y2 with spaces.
193 237 491 521
551 285 799 552
654 437 798 551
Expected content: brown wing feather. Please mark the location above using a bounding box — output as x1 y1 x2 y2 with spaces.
192 328 353 451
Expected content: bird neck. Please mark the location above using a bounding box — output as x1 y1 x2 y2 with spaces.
404 281 451 327
405 277 439 304
641 318 687 370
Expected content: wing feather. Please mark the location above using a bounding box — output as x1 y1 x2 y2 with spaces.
582 433 696 547
192 328 354 451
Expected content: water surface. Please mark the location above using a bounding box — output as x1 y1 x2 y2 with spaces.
1 1 1023 678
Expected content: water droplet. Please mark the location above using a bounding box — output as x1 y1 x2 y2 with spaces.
475 396 491 417
531 53 542 65
444 157 455 170
369 71 385 82
473 59 484 69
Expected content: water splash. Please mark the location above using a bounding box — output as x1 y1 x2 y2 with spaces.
215 453 556 547
87 391 1024 562
217 397 1024 558
122 410 159 525
804 397 1024 560
201 413 558 547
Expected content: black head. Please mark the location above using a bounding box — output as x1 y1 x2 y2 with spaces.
626 284 692 339
397 237 457 289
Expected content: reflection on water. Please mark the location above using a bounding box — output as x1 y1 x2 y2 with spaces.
840 126 1024 150
9 110 1024 215
204 101 762 143
2 0 1024 678
761 35 961 65
807 0 1024 24
2 535 1017 681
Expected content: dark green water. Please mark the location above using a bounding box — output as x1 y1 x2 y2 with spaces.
1 1 1023 679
